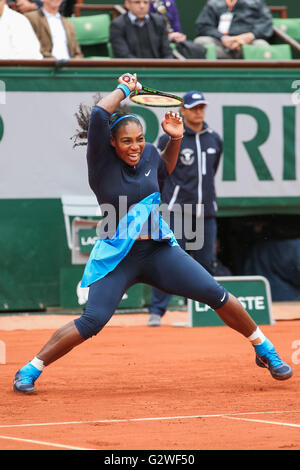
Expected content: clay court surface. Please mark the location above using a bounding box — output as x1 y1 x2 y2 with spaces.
1 305 300 451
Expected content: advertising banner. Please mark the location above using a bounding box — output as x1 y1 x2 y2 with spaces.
188 276 274 327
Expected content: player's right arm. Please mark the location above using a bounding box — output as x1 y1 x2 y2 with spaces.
95 73 139 115
87 73 140 163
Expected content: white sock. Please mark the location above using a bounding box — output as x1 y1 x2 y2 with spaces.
247 327 266 344
30 356 44 371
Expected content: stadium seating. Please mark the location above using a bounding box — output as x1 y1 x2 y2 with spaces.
272 18 300 43
271 17 300 59
204 43 217 60
242 44 292 60
69 13 113 59
171 42 217 60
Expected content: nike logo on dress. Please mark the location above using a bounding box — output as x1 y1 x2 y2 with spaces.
145 170 151 176
220 292 226 302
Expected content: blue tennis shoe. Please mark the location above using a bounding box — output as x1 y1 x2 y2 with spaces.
13 363 42 394
254 339 293 381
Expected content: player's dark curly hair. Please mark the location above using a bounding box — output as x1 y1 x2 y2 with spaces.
71 94 141 149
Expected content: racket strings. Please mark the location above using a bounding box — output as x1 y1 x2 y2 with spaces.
130 90 183 108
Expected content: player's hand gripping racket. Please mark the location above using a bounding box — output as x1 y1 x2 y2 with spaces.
122 75 183 108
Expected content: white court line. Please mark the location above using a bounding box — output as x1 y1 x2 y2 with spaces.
223 416 300 429
1 409 300 429
0 435 94 450
1 410 299 450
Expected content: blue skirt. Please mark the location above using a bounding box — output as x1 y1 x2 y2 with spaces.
81 192 178 287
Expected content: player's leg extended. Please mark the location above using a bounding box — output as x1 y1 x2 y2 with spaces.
35 269 131 367
13 259 138 393
143 243 292 380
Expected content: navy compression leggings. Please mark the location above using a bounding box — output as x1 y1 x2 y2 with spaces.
74 241 229 339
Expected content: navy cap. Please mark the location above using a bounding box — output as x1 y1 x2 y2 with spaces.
183 91 208 108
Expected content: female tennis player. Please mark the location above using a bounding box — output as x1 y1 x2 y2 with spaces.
13 72 292 393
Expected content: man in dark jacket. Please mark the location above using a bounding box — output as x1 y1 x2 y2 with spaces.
194 0 273 59
148 91 230 327
109 0 174 58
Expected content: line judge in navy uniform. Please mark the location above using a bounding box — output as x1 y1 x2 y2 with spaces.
109 0 174 59
148 91 230 327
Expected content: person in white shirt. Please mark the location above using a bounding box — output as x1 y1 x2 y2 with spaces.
25 0 82 59
0 0 43 59
42 3 70 59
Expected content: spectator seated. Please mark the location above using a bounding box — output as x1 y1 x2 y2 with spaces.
194 0 274 60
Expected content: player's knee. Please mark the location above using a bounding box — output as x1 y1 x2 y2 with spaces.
74 313 105 339
199 283 228 311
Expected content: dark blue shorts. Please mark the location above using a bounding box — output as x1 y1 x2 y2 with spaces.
74 241 229 339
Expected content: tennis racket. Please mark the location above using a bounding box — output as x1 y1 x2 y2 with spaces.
122 75 184 108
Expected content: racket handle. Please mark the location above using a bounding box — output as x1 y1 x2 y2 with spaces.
122 75 142 90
